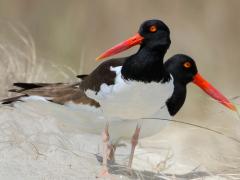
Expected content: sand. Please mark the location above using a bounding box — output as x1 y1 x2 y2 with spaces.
0 99 239 180
0 24 239 179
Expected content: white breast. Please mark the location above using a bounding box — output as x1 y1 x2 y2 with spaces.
18 66 174 142
14 98 172 144
86 66 174 120
20 95 50 102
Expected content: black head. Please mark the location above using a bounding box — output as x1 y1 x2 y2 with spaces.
96 19 171 61
165 54 198 85
165 54 237 114
138 19 171 50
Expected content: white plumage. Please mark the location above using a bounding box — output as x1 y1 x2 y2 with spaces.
15 66 174 143
86 66 174 120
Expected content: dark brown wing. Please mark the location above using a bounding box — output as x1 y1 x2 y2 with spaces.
80 58 126 92
9 82 69 93
49 88 100 107
2 82 100 107
2 57 125 106
3 83 69 104
2 95 27 104
76 74 88 80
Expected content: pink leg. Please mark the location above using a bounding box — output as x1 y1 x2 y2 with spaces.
128 124 141 168
108 144 116 161
97 123 111 178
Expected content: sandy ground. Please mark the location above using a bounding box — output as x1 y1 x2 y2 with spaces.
0 24 240 179
0 99 239 180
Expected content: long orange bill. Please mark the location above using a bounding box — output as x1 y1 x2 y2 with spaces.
193 73 237 111
96 33 144 61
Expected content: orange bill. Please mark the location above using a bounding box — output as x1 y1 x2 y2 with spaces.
96 33 144 61
193 73 237 111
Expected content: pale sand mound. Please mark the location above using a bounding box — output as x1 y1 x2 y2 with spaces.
0 23 239 179
0 100 239 180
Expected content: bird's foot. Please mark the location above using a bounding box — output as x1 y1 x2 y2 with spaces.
128 124 141 168
96 167 110 178
108 144 116 162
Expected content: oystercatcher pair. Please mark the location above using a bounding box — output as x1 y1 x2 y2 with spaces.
2 19 236 176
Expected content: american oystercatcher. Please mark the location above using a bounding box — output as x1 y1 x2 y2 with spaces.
3 19 173 175
164 54 236 115
1 20 236 176
77 53 237 169
2 54 236 174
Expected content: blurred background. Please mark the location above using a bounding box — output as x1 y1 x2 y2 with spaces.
0 0 239 120
0 1 239 178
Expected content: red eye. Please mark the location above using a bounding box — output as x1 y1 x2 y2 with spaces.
149 25 157 32
183 62 191 68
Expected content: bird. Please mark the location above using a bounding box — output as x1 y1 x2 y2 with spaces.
1 19 236 176
164 54 236 115
2 53 236 174
3 19 174 176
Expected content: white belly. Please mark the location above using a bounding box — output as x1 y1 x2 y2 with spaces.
17 95 172 143
86 66 174 120
107 106 172 142
17 65 174 143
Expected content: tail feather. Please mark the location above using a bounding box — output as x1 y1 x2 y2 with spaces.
8 88 24 93
2 81 83 105
14 82 43 89
13 82 63 89
1 95 27 104
76 74 88 80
